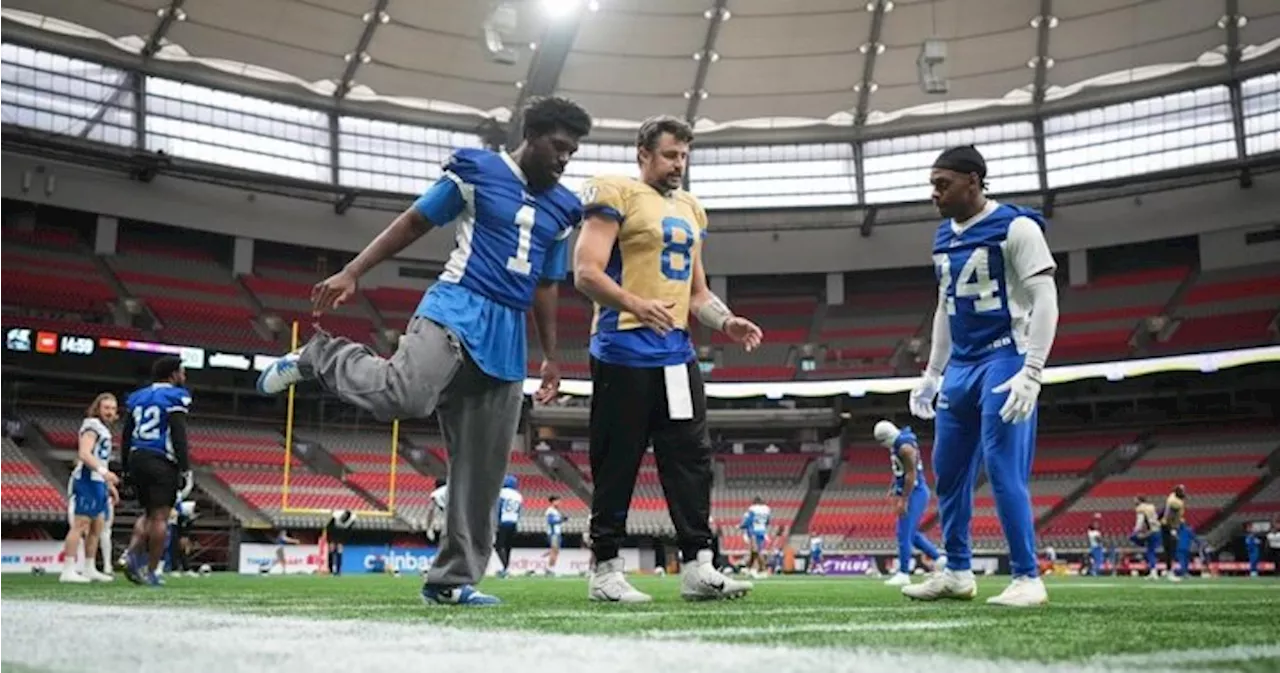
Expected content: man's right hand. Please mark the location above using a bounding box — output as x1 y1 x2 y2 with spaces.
909 371 942 420
311 268 359 316
626 298 678 336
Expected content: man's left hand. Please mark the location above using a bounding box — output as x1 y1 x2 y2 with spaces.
534 359 561 404
723 317 763 352
992 366 1042 424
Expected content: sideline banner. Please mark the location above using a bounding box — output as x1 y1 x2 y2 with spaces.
238 543 323 575
1 540 65 573
485 548 640 576
339 545 438 575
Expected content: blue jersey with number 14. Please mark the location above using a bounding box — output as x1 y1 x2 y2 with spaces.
412 148 582 382
932 203 1048 365
125 383 192 463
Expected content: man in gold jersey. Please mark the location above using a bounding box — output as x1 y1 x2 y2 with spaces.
1130 495 1161 579
574 115 762 603
1161 484 1187 581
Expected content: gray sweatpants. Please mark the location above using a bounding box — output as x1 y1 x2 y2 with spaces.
298 318 522 587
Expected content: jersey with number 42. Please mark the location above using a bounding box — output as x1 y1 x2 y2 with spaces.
412 148 582 382
581 175 708 367
932 201 1053 364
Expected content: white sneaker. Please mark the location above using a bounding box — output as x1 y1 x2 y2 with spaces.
986 576 1048 607
901 568 977 601
588 558 652 603
681 550 753 601
256 351 304 395
1167 573 1182 583
884 572 912 586
84 568 114 582
185 570 199 577
59 570 91 584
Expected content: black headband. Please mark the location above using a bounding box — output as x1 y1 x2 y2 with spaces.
933 145 987 179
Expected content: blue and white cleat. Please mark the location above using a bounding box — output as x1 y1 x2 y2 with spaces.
124 551 147 585
421 584 502 607
256 351 304 395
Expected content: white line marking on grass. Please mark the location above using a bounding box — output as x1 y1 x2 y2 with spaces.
516 606 926 620
1090 644 1280 666
1049 582 1280 590
645 619 988 640
0 599 1179 673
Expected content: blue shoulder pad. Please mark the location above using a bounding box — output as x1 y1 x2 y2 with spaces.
442 147 491 184
165 387 193 413
1006 204 1048 231
894 426 918 450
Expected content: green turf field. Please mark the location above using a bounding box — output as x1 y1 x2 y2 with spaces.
3 573 1278 672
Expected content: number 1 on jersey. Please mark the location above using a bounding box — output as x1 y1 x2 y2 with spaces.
506 205 536 275
934 248 1002 315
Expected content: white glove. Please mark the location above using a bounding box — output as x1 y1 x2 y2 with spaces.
992 366 1042 424
178 470 195 500
908 372 941 420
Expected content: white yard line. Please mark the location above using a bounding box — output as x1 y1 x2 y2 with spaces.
1 599 1219 673
645 619 988 639
1090 644 1280 666
1047 582 1280 590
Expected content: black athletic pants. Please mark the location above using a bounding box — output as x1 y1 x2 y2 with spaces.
495 524 516 570
1162 525 1178 570
588 357 714 564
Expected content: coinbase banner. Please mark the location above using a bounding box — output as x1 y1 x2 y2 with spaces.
341 545 438 575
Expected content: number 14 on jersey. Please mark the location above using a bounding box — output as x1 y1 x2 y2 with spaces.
934 248 1003 315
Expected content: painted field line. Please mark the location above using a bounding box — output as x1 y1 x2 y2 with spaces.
515 605 926 620
1093 644 1280 667
0 599 1162 673
645 619 988 640
1048 582 1280 591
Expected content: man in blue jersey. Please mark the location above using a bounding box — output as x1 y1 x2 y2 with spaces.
256 97 592 606
1086 521 1105 577
807 530 825 575
1245 527 1262 577
122 356 194 586
903 146 1059 607
874 421 942 586
495 475 522 578
545 495 566 576
740 497 772 577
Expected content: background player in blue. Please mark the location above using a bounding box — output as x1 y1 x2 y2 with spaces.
1086 521 1105 577
740 497 772 577
904 145 1060 608
1245 527 1262 577
807 530 824 575
495 475 522 578
60 392 121 584
255 97 592 605
545 494 566 575
122 356 194 586
875 421 942 586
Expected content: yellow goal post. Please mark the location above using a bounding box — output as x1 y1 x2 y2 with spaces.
280 321 398 518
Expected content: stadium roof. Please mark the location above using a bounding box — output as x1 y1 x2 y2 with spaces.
4 0 1279 143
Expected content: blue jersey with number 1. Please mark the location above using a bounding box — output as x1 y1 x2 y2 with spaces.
125 383 192 463
412 148 582 382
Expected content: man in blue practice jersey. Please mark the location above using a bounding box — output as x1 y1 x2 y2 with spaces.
874 420 942 586
904 146 1060 608
122 356 194 586
495 475 522 578
256 96 593 606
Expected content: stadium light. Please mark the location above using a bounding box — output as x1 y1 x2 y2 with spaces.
541 0 583 19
